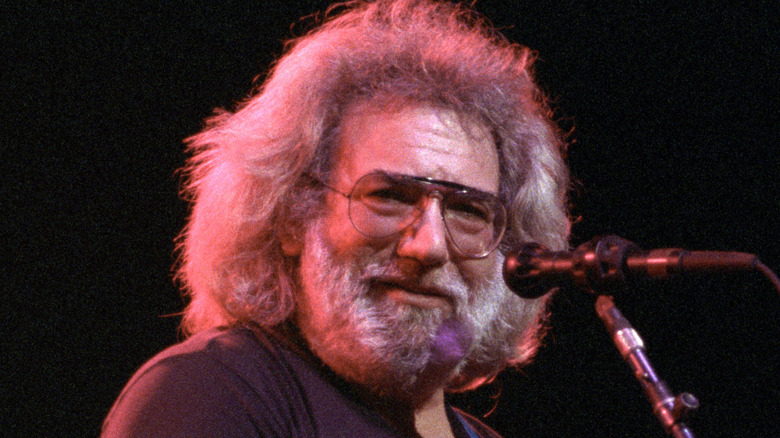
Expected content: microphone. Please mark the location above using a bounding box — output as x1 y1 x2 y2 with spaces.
503 235 759 298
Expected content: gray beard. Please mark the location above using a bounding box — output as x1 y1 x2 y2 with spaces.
294 221 532 405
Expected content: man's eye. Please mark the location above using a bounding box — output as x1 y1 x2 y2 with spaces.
365 188 415 204
448 202 490 221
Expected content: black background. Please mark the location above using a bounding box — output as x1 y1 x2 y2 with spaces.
4 1 778 436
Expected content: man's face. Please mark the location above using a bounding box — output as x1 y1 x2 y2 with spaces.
292 102 525 403
321 101 502 298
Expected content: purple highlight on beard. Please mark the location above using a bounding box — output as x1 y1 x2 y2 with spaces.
428 317 472 366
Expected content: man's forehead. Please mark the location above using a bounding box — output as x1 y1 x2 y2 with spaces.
332 101 500 193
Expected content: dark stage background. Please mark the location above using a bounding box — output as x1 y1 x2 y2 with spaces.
4 1 778 436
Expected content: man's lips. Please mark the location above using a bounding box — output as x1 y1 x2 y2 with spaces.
371 279 454 309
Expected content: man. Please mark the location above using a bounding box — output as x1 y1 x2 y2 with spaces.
102 0 570 436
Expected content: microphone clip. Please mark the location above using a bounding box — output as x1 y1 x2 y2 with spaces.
569 234 642 294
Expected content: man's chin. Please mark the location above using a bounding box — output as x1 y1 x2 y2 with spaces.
304 309 475 404
299 316 456 398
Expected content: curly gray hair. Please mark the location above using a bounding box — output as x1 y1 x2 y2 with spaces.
176 0 570 349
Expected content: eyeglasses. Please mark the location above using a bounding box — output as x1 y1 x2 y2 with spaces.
306 170 507 259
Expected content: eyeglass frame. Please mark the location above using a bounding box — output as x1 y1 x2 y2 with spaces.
303 170 508 259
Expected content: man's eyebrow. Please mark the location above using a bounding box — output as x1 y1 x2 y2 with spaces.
399 174 497 198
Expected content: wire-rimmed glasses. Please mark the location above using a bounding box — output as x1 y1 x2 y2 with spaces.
306 170 507 259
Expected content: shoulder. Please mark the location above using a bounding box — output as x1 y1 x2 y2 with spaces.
116 327 294 405
101 327 313 437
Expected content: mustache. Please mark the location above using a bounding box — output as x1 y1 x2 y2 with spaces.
358 260 470 302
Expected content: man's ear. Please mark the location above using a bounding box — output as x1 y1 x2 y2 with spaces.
278 220 303 256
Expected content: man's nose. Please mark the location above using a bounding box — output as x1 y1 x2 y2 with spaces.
395 196 450 266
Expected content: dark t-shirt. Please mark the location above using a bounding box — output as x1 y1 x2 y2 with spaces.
101 326 501 437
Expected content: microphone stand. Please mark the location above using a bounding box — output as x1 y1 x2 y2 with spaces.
595 295 699 437
572 236 699 436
